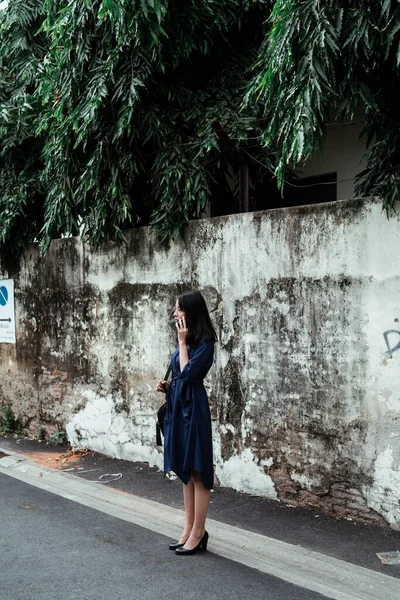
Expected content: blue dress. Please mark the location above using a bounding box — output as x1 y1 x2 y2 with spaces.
164 339 214 490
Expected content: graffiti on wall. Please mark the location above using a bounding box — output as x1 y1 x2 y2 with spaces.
384 318 400 358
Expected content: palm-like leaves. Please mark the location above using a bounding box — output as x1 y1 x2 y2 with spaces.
1 0 273 263
1 0 399 266
0 0 47 264
247 0 400 209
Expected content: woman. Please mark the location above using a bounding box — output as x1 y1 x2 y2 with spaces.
156 290 217 555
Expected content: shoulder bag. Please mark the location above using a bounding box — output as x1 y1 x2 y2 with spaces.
156 365 171 446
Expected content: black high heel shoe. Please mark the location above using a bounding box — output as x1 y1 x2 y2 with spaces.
175 531 208 555
168 540 187 551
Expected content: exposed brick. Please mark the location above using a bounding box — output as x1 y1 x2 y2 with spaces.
270 472 390 526
331 490 352 500
347 501 368 511
356 512 387 526
348 487 365 498
331 505 349 518
330 482 349 492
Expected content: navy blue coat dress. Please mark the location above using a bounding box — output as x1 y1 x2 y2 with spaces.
164 339 214 490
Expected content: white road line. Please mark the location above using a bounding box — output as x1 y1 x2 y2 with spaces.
1 450 399 600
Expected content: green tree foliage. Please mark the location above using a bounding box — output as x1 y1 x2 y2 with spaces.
0 0 47 264
246 0 400 210
1 1 399 265
1 0 273 263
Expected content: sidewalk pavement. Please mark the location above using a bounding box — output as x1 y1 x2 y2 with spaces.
1 435 400 600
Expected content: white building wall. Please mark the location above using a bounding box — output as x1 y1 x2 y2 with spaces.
299 120 366 200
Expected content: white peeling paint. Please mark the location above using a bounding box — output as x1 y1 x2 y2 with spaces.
66 390 163 469
216 448 277 499
364 446 400 525
291 472 314 489
220 423 236 435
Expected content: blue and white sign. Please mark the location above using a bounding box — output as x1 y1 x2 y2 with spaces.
0 279 15 344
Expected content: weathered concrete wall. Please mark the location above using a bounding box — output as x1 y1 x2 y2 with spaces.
1 197 400 527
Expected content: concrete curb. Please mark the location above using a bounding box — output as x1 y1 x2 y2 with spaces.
1 446 399 600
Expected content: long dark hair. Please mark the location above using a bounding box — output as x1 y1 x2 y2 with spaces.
178 290 217 347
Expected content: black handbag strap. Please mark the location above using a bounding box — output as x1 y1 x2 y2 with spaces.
164 365 171 383
156 364 172 446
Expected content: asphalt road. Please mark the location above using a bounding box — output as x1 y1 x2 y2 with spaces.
0 473 328 600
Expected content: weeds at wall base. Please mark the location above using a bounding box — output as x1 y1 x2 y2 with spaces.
0 405 24 436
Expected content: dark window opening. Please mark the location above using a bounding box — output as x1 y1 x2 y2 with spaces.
284 172 337 205
210 171 337 217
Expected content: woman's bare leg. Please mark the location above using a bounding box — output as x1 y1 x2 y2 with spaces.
178 480 194 543
183 471 210 550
